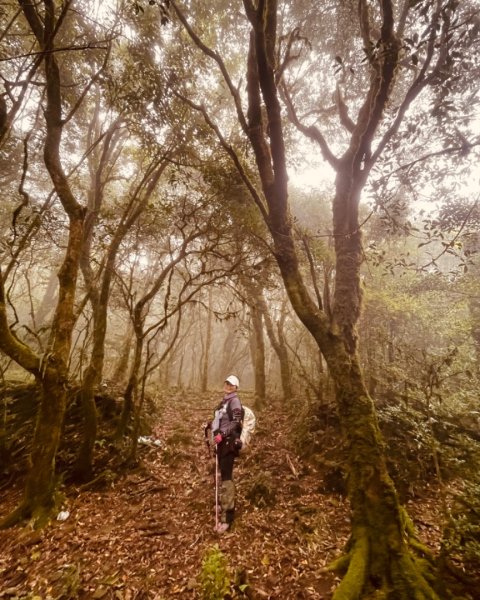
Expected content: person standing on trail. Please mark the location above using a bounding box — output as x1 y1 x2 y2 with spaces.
208 375 243 533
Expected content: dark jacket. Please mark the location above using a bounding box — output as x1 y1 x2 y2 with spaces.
212 392 242 455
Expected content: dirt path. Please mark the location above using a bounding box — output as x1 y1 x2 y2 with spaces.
0 391 437 599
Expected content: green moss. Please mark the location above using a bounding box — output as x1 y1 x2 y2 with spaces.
409 538 435 560
332 528 369 600
391 553 440 600
325 552 352 575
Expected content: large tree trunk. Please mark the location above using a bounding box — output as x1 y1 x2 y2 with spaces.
20 375 68 520
270 194 438 598
171 0 462 593
250 302 266 407
0 0 88 528
1 215 84 528
240 2 438 597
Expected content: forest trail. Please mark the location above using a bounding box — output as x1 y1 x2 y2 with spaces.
0 391 439 599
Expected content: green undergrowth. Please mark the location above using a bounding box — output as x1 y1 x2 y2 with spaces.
197 544 251 600
288 393 480 499
198 544 231 600
441 481 480 586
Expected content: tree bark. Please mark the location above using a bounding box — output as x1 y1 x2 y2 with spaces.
260 296 292 402
75 149 168 478
250 301 266 407
201 288 213 392
239 1 438 596
0 0 88 527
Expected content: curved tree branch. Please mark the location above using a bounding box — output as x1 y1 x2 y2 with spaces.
281 82 340 168
369 0 446 167
169 0 249 134
174 91 269 222
0 268 40 375
335 84 355 133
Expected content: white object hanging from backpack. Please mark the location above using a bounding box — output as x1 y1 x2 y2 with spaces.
239 405 256 451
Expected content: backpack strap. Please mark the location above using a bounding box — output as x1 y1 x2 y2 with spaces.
225 395 243 435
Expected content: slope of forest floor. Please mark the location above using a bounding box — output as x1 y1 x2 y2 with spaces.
0 391 455 599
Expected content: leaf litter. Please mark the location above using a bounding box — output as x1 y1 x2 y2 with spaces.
0 391 444 599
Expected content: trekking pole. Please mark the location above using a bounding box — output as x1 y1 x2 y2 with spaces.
215 451 219 531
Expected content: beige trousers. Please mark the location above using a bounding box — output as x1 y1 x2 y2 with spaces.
220 479 235 523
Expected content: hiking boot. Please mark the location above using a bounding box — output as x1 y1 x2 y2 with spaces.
214 522 230 534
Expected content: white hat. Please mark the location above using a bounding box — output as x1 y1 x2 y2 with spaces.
225 375 239 388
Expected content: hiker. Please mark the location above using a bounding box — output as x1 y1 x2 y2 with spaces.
207 374 243 533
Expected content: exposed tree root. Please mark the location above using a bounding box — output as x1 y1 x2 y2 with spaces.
77 468 117 492
330 527 369 599
0 500 52 530
326 525 442 600
0 485 64 530
324 552 352 576
0 504 26 529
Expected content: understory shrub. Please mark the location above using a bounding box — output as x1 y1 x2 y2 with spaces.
441 481 480 585
198 544 231 600
290 392 480 501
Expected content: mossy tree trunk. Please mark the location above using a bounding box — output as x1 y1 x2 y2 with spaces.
75 142 169 480
172 0 450 595
20 373 69 521
0 0 89 527
240 3 439 595
246 2 442 595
